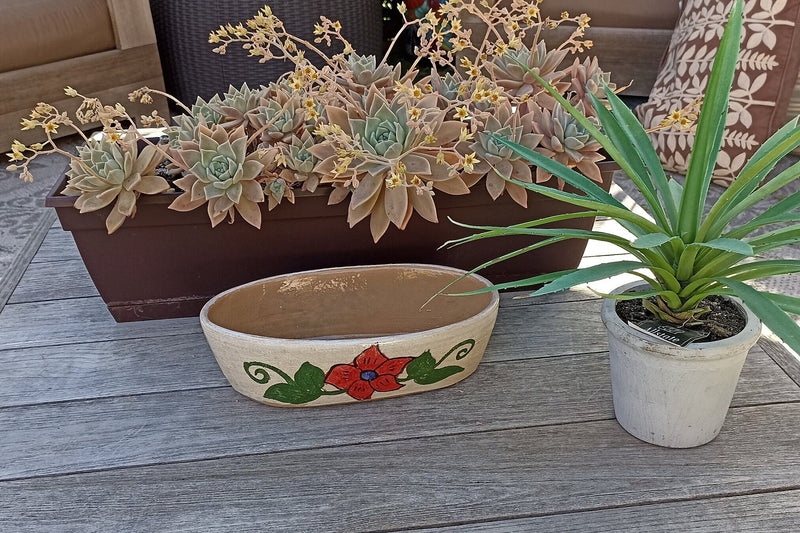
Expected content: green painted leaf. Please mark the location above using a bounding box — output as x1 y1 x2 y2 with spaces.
263 383 323 404
405 351 435 380
294 362 325 392
413 365 464 385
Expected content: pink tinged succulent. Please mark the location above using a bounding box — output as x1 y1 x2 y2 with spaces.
210 83 266 130
531 102 604 186
169 124 265 227
460 103 543 207
486 41 569 98
569 57 617 116
63 132 169 234
311 88 467 242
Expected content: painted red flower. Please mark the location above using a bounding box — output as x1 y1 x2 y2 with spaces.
325 345 414 400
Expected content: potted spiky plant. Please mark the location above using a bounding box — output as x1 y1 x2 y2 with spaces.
7 1 619 321
445 0 800 447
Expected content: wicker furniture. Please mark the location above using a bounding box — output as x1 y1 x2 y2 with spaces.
0 0 168 149
149 0 384 105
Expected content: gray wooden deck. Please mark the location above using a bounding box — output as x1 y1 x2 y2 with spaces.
2 219 800 532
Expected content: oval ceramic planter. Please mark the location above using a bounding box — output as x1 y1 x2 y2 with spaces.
601 281 762 448
200 264 499 407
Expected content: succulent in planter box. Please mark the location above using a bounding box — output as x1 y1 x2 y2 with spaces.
444 0 800 447
8 1 627 322
8 0 616 241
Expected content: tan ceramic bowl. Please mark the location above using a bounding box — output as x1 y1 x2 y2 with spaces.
200 264 499 407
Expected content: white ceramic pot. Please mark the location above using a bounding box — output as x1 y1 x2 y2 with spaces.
600 281 762 448
200 264 499 407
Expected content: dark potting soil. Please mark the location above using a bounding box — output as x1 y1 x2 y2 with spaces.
616 295 747 343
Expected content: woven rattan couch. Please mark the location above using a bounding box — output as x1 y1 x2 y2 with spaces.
149 0 384 105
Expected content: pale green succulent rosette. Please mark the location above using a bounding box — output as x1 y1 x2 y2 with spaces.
170 124 265 227
487 41 568 97
342 53 402 93
311 88 466 242
63 132 169 234
531 102 604 183
211 82 265 130
280 131 321 191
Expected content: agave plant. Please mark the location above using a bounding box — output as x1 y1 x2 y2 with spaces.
63 132 169 233
448 0 800 354
170 123 265 227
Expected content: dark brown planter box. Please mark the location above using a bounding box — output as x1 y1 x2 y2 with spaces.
45 162 617 321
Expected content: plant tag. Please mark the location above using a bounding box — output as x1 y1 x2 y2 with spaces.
628 320 709 347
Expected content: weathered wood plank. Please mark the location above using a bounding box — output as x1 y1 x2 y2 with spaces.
30 227 79 263
8 259 99 303
1 403 797 532
0 350 795 481
0 286 600 351
0 333 225 407
0 296 201 351
411 490 800 532
759 332 800 387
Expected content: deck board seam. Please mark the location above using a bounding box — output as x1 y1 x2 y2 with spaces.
377 486 800 532
2 401 798 483
0 351 612 410
0 330 200 354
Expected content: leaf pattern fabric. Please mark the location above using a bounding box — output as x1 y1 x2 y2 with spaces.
636 0 800 185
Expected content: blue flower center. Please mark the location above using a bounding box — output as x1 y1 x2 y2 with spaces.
360 370 378 381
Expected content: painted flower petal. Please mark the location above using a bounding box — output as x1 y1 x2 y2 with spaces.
370 375 402 392
354 345 389 371
375 357 414 377
325 364 361 390
347 380 375 400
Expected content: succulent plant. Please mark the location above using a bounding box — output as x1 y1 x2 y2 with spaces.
341 53 403 94
279 131 321 191
460 102 543 206
425 69 464 104
486 41 569 98
170 124 265 227
192 94 224 125
569 57 616 115
311 87 467 241
63 132 169 233
210 83 265 130
531 102 604 184
250 83 307 144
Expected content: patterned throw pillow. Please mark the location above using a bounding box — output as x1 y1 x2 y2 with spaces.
636 0 800 185
790 70 800 154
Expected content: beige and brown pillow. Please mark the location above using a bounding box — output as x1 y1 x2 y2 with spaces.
636 0 800 185
790 69 800 154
